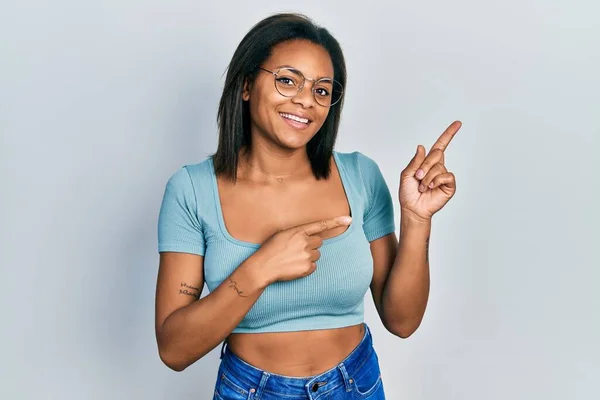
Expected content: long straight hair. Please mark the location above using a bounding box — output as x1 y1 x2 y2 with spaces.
211 13 347 182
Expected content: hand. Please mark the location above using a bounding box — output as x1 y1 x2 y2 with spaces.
399 121 461 223
250 216 353 286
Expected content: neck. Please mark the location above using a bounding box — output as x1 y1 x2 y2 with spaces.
239 144 312 182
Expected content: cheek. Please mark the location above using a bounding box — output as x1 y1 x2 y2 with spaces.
248 91 270 121
251 91 285 122
313 109 331 129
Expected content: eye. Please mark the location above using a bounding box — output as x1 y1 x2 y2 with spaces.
276 77 297 87
314 87 331 97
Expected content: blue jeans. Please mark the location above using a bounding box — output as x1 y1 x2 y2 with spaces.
213 324 385 399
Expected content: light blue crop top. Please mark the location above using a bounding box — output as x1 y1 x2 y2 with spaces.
157 151 396 333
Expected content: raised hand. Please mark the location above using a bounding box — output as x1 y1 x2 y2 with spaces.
399 121 461 222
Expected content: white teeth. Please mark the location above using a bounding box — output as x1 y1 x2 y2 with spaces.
280 113 309 124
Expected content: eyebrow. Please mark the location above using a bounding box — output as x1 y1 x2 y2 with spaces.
273 64 334 81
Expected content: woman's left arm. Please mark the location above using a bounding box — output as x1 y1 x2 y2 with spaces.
370 121 462 338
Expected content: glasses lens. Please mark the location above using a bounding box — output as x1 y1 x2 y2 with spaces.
313 79 344 107
272 68 344 107
274 68 304 97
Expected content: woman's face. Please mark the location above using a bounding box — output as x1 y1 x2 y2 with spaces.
243 39 335 151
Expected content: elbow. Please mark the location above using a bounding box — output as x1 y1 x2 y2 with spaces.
156 330 209 372
156 331 192 372
158 347 190 372
384 319 421 339
386 325 414 339
395 327 416 339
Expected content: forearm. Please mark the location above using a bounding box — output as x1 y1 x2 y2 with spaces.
157 258 266 371
382 214 431 337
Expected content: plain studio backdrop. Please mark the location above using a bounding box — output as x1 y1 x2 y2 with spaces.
1 0 598 399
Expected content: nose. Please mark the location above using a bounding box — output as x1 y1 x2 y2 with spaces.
290 81 316 108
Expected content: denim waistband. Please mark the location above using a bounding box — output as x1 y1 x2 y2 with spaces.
219 323 374 397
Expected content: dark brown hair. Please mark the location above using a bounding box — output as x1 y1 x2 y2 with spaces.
211 13 347 182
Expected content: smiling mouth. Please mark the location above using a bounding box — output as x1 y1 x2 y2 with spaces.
279 112 311 125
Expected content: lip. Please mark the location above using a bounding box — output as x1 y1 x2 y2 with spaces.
279 112 312 130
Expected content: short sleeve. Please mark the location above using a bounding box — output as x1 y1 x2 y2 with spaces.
357 152 396 242
157 166 206 256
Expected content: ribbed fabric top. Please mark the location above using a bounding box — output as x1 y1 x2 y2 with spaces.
157 151 396 333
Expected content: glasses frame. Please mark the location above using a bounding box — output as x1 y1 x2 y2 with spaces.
259 67 343 107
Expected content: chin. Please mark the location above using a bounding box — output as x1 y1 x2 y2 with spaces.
277 129 318 149
277 137 312 150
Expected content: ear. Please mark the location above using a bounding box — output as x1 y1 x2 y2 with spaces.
242 78 250 101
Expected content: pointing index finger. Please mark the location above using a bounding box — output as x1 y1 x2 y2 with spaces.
431 120 462 152
300 216 352 236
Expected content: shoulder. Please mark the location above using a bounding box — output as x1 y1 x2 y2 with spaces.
164 157 214 192
333 150 382 182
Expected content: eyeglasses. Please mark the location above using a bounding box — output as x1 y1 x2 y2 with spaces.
259 67 343 107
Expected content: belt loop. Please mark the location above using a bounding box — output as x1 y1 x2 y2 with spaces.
337 363 353 392
252 371 270 399
219 341 226 360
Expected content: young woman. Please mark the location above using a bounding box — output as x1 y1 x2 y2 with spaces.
155 12 460 399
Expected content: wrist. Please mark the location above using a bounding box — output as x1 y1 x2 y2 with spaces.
399 211 432 245
400 208 432 227
238 254 272 291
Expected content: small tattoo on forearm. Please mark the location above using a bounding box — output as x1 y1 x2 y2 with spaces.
425 236 430 263
179 289 199 298
181 282 200 292
228 277 248 297
178 282 200 298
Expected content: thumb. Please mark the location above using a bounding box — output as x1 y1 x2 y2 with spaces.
403 145 426 176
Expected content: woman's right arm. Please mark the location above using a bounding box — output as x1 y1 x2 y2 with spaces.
155 166 352 371
155 166 270 371
155 251 266 372
154 214 352 371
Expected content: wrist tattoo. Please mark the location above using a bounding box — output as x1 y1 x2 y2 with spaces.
425 236 430 263
178 282 200 298
228 277 248 297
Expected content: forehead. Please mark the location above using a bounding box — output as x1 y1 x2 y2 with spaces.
266 40 334 79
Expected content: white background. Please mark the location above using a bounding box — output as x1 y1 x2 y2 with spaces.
1 0 598 398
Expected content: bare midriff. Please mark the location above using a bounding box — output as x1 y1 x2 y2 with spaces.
226 323 365 377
